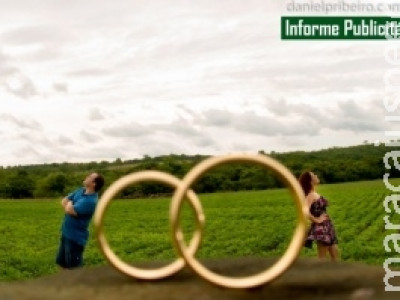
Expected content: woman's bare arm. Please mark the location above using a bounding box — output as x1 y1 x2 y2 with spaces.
306 193 327 224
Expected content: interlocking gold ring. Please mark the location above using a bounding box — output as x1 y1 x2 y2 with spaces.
94 154 307 289
170 154 307 289
93 171 205 280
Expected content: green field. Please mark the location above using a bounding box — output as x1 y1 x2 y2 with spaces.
0 178 399 281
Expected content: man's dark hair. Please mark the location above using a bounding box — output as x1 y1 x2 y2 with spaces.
94 174 105 192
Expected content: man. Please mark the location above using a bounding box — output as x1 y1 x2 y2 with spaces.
56 172 105 269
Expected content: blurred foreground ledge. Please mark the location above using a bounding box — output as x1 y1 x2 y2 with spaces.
0 257 398 300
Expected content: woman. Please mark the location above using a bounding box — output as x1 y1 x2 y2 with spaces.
299 171 339 261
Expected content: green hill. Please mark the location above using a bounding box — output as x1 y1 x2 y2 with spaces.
0 143 397 199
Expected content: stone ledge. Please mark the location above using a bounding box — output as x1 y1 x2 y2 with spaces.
0 258 398 300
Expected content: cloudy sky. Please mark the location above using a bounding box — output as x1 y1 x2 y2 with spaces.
0 0 395 166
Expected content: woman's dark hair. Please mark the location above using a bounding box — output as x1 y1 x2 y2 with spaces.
94 174 105 192
298 171 312 196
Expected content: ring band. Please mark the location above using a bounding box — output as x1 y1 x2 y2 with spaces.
170 154 307 289
93 170 205 280
94 154 307 288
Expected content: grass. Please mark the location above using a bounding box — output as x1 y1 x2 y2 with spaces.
0 178 398 281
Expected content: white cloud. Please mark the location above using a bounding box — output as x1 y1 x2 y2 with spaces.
80 130 100 144
0 25 73 46
0 63 38 99
0 113 42 130
103 122 151 138
88 108 105 121
0 0 393 166
53 83 68 93
3 72 37 98
57 135 74 146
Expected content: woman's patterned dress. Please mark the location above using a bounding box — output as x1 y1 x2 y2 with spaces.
305 196 338 248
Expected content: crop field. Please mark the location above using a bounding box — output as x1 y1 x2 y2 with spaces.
0 178 398 281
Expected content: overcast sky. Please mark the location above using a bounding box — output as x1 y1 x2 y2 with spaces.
0 0 395 166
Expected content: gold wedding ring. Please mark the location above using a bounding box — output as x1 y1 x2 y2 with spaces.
93 170 205 280
170 154 307 288
94 154 307 288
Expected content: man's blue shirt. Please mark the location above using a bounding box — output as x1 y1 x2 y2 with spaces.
61 188 98 246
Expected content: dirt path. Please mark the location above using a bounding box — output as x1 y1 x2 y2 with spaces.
0 258 397 299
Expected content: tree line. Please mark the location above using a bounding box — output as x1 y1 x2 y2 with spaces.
0 143 396 199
